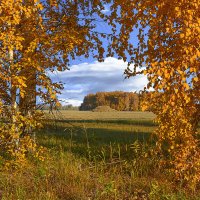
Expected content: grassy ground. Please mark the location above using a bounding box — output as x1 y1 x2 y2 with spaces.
45 110 156 121
0 111 200 199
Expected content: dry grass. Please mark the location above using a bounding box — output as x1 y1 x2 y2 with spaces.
1 149 197 200
45 110 156 121
0 111 199 199
92 106 117 112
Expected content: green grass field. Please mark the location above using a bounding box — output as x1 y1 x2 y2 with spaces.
40 111 156 161
0 111 199 199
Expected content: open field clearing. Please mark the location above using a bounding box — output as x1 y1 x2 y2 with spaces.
0 111 199 199
46 110 156 121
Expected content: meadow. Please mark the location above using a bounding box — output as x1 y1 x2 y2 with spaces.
0 111 200 199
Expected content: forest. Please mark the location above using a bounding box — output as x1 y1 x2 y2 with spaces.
80 91 140 111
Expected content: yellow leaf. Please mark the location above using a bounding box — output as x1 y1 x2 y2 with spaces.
193 77 198 82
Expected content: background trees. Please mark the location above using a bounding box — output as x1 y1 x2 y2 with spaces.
106 0 200 187
0 0 115 166
80 91 140 111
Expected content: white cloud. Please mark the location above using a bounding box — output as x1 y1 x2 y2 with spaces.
101 4 110 13
53 57 148 106
59 98 83 107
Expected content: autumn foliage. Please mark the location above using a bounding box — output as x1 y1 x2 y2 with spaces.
80 91 140 111
0 0 112 167
106 0 200 187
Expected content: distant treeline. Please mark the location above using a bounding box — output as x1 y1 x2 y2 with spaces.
79 91 141 111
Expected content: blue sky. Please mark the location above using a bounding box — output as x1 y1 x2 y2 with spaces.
51 4 147 106
53 57 147 106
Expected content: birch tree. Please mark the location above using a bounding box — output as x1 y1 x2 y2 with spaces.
0 0 110 166
106 0 200 187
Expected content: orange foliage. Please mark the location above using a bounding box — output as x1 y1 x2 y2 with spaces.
0 0 111 167
80 91 140 111
107 0 200 187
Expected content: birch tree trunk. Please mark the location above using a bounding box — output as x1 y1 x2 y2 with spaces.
9 49 17 122
19 69 36 116
9 48 19 149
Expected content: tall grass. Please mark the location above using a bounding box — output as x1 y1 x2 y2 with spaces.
0 111 199 199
